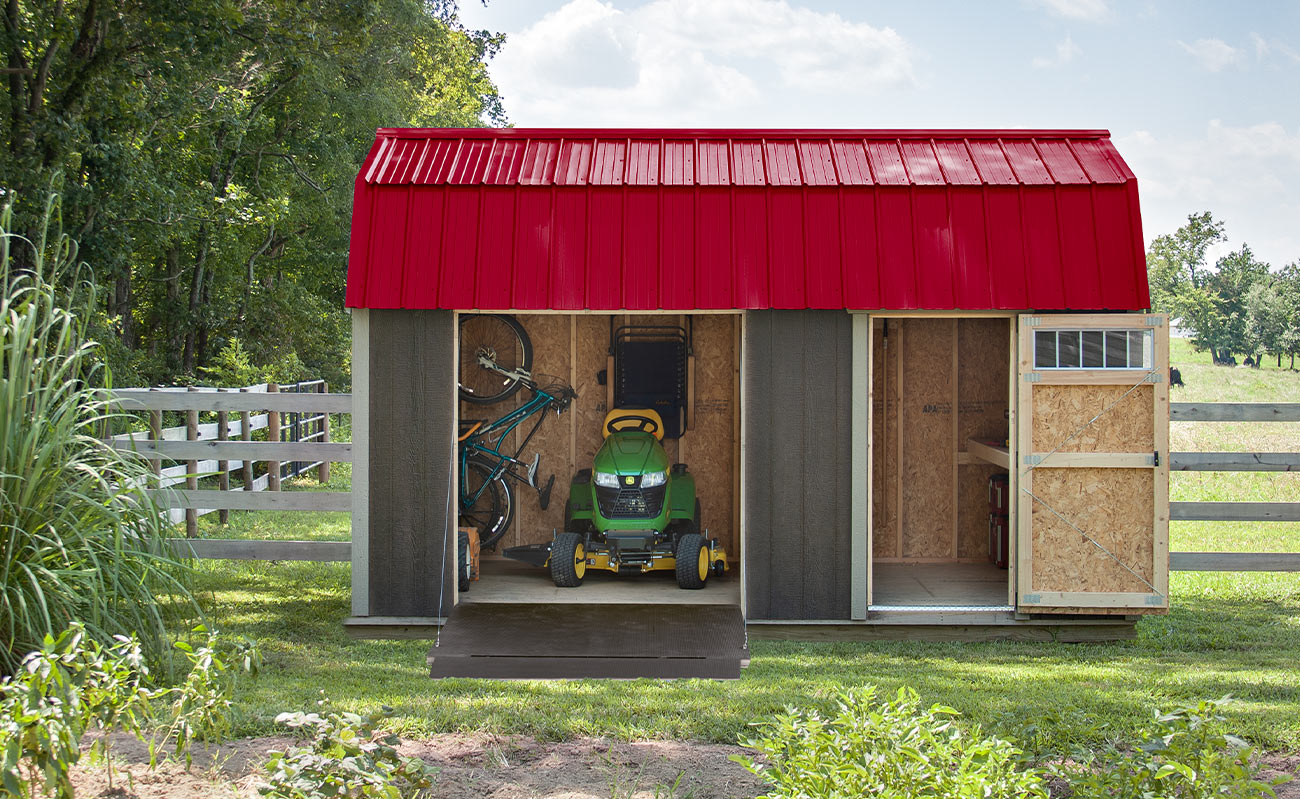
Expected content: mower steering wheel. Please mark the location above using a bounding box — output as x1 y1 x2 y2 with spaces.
607 414 660 436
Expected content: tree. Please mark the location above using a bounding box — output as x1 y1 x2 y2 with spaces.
2 0 506 387
1244 281 1289 367
1145 214 1271 364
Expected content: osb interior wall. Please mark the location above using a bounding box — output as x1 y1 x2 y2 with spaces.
871 317 1009 562
458 314 738 556
1029 467 1155 593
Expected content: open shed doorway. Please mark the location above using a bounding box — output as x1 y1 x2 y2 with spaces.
870 316 1015 612
455 312 742 609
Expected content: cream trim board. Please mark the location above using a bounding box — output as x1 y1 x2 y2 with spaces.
350 309 370 617
850 312 870 620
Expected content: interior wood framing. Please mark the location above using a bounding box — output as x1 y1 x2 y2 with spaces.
456 312 741 561
1015 313 1170 614
870 316 1012 562
868 314 1014 608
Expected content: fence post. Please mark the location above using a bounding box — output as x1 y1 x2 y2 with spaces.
318 381 331 484
185 386 199 538
268 382 281 491
217 392 230 525
148 410 162 481
240 387 254 491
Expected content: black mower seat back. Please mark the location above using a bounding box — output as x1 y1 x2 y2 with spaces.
612 325 687 439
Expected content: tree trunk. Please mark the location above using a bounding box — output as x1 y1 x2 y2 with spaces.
113 270 135 348
182 226 210 375
163 246 183 374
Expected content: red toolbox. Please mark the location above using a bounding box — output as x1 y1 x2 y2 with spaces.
988 472 1010 515
988 513 1010 569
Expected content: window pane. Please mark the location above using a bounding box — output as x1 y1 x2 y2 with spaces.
1128 330 1145 369
1035 331 1057 368
1105 330 1128 367
1082 331 1105 367
1057 331 1081 368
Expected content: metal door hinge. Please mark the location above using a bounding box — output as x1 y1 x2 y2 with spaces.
1023 455 1043 466
1023 316 1042 327
1145 595 1165 606
1144 372 1163 383
1023 372 1041 383
1145 316 1164 327
1021 594 1042 604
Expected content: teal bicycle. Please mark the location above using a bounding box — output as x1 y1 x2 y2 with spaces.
458 315 576 549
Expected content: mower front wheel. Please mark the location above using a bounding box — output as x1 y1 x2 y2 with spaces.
550 532 587 588
675 533 708 590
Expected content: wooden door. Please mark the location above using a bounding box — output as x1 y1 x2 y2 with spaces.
1016 314 1169 613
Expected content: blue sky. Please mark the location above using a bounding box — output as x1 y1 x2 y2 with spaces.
456 0 1300 270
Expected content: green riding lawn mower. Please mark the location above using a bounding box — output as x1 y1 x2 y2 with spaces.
505 408 729 589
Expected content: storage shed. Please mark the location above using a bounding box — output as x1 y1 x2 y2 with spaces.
343 128 1169 667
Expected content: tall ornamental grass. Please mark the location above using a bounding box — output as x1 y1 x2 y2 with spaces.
0 194 194 675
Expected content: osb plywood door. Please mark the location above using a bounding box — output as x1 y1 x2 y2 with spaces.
1016 314 1170 615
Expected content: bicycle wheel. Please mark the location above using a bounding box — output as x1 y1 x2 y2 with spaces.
460 457 515 549
459 314 533 405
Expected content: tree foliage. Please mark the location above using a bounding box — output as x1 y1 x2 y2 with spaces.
1 0 504 387
1146 212 1297 367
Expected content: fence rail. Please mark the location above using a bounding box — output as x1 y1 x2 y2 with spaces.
1169 402 1300 573
109 380 349 537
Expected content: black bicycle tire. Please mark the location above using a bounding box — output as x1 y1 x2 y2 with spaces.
458 314 533 405
460 458 515 549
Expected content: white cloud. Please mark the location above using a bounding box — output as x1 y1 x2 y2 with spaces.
486 0 915 126
1032 34 1081 68
1249 32 1300 65
1118 121 1300 269
1178 38 1241 72
1033 0 1111 22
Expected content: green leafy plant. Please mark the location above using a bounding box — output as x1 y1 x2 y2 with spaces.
0 194 195 675
0 623 258 797
1057 697 1289 799
164 624 262 768
732 685 1047 799
261 694 438 799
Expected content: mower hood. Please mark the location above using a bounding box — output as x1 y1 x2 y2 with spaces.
595 431 669 477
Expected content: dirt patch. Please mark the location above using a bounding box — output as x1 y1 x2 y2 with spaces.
67 733 766 798
63 735 1299 799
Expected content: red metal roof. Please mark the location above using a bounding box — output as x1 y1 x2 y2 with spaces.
345 128 1149 311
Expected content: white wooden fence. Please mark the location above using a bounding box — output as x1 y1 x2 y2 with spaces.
109 381 351 560
1169 402 1300 572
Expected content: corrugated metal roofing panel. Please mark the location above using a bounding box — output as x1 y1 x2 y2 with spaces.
626 140 660 185
865 142 909 185
831 140 873 185
1036 140 1089 184
555 140 593 186
800 140 838 185
698 140 731 185
765 141 802 186
591 140 626 185
519 140 559 185
932 141 981 185
346 128 1149 311
965 140 1018 185
900 141 945 185
662 140 694 185
733 141 765 185
1002 140 1053 184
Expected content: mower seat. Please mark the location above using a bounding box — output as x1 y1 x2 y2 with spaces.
602 408 665 441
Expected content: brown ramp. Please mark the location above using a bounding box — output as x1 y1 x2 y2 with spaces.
427 603 748 679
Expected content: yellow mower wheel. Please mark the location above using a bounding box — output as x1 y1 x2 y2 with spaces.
551 532 586 587
675 533 707 590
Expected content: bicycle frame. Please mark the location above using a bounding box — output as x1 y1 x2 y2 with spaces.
459 383 564 510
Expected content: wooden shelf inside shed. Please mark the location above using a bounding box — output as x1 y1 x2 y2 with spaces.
967 438 1010 469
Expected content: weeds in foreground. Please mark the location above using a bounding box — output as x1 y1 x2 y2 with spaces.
0 623 256 799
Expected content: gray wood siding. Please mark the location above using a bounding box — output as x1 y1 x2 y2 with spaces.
744 310 854 620
368 310 457 617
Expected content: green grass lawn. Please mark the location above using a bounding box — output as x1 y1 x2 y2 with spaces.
186 337 1300 754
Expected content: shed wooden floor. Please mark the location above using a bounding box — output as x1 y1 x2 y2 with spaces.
462 555 742 606
871 562 1010 609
